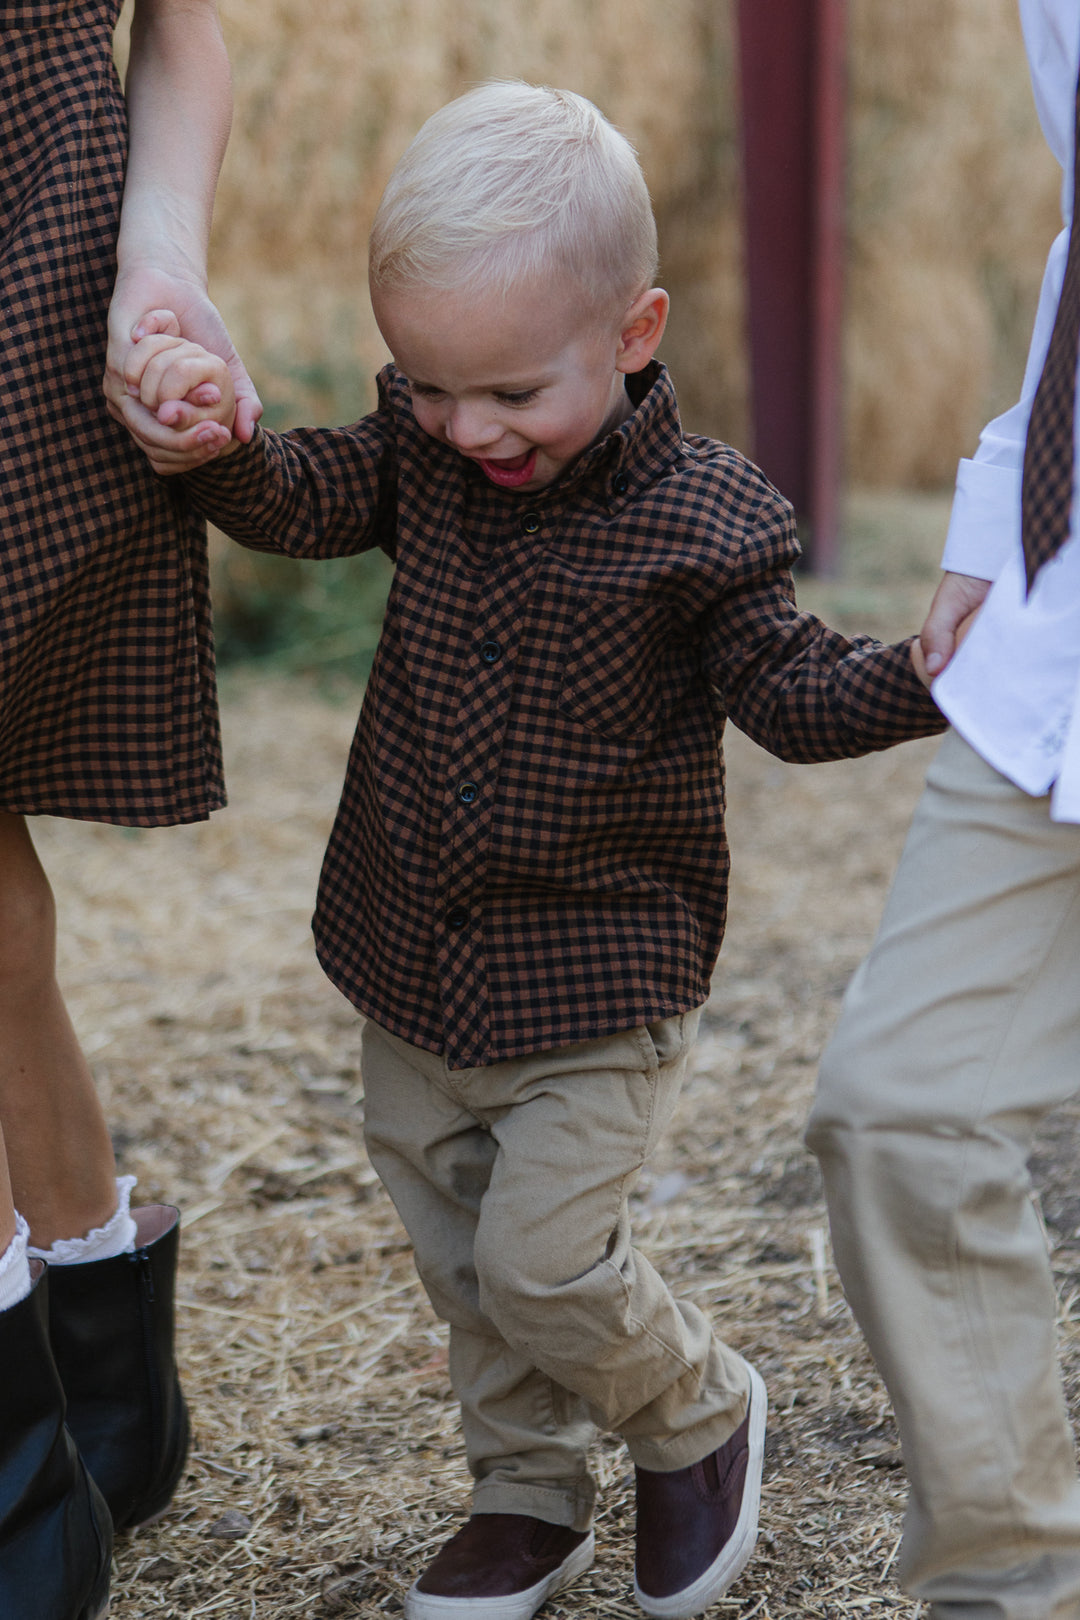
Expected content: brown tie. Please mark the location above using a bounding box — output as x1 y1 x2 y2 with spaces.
1021 60 1080 594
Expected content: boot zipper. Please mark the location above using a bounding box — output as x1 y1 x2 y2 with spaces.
137 1248 156 1303
134 1246 162 1494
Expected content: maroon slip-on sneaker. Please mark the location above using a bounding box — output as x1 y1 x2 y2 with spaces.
634 1360 767 1618
405 1511 595 1620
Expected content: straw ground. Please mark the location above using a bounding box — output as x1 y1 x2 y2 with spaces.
41 494 1080 1617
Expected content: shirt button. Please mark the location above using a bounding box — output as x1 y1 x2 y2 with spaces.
521 510 541 534
447 905 469 930
458 781 479 805
612 472 629 495
479 638 501 664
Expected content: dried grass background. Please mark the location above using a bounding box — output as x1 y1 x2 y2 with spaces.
118 0 1063 486
40 495 1080 1616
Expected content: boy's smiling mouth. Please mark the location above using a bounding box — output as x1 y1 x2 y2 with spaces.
476 449 538 488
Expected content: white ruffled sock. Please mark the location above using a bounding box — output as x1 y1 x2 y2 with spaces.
0 1213 32 1311
28 1175 138 1265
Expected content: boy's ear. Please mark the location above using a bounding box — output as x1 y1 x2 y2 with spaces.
615 287 670 374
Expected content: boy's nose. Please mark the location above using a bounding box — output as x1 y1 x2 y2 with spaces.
445 404 501 451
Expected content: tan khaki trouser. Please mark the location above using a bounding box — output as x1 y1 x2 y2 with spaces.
360 1009 749 1530
807 730 1080 1620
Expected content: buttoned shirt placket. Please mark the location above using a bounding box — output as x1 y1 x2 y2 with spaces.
429 491 546 1069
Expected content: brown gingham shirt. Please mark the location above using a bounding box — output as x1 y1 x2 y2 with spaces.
187 362 944 1069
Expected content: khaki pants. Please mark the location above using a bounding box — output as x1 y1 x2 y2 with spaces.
361 1009 749 1530
807 730 1080 1619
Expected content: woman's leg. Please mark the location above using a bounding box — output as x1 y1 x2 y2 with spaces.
0 813 116 1247
0 1121 16 1256
0 813 189 1529
0 873 113 1615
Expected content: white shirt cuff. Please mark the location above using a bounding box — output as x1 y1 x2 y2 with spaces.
940 458 1020 581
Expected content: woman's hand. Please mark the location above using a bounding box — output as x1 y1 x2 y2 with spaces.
104 265 261 443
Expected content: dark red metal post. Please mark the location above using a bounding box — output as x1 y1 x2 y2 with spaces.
737 0 847 573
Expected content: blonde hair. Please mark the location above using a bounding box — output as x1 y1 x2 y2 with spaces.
369 82 658 315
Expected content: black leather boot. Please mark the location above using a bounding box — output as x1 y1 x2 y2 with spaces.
0 1259 112 1620
47 1204 190 1531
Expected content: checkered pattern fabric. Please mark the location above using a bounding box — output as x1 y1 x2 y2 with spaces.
187 362 945 1069
1022 57 1080 594
0 0 224 825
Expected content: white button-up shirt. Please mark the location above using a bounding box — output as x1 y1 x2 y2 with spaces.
933 0 1080 820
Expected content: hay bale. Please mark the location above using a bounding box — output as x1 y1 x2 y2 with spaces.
117 0 1061 485
845 0 1060 484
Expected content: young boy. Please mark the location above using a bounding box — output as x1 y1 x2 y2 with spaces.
119 83 945 1620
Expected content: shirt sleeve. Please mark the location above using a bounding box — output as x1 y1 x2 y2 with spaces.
941 228 1070 580
704 491 946 762
942 0 1077 581
182 385 399 562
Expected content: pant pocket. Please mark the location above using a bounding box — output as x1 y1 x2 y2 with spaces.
641 1005 702 1071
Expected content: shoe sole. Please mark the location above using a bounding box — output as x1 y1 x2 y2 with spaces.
634 1361 768 1619
404 1529 595 1620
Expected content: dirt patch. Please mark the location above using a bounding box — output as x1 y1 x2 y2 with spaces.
34 514 1080 1616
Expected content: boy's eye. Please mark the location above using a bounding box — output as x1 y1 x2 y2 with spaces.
409 382 445 400
496 389 540 406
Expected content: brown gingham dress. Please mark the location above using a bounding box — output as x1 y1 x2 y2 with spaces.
0 0 224 824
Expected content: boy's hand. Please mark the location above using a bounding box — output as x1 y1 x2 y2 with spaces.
911 604 981 688
919 571 991 678
119 326 238 476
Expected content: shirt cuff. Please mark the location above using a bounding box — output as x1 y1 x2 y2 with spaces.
939 457 1020 581
183 425 269 504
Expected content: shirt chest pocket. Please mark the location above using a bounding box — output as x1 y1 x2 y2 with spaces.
559 594 676 740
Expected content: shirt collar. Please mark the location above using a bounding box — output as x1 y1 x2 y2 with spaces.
559 360 683 504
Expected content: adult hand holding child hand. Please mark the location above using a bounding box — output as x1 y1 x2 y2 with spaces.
103 262 262 441
115 319 238 476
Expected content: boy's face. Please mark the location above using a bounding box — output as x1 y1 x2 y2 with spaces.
371 275 660 493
